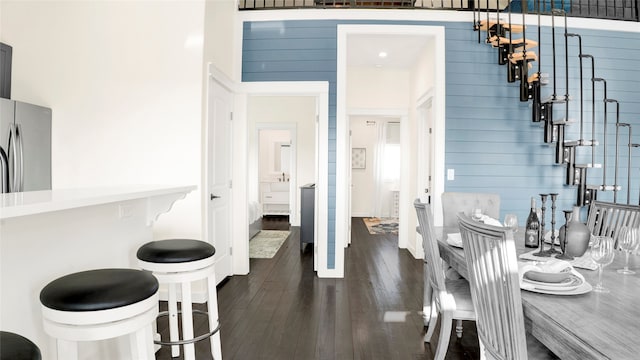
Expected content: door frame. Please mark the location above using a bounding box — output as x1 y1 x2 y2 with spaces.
235 80 330 276
254 123 298 225
337 24 446 269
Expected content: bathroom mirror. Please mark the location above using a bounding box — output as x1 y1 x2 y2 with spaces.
274 142 290 174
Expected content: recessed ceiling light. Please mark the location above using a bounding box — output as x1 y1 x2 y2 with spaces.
378 51 388 58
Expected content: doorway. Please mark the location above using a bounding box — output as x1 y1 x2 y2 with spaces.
337 24 446 265
256 125 295 224
244 87 327 274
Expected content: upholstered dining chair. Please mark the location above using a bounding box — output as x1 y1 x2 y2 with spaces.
586 200 640 247
414 199 475 360
441 192 501 228
457 213 558 360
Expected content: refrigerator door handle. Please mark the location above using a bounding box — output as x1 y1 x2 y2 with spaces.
0 146 8 193
7 123 19 192
16 124 24 191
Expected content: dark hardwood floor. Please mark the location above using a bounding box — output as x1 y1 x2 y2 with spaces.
156 217 480 359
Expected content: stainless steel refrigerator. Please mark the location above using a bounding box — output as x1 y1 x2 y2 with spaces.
0 98 51 193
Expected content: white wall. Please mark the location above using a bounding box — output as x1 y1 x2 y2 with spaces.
350 116 378 216
248 96 316 226
0 1 206 240
203 0 237 80
347 66 410 109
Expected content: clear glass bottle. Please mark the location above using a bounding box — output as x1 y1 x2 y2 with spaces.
525 197 540 248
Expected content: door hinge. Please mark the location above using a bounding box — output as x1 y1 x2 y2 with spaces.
230 112 233 121
229 180 233 188
229 247 232 255
429 127 432 134
428 175 432 181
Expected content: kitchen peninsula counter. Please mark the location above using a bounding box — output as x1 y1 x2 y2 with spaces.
0 185 195 219
0 185 195 359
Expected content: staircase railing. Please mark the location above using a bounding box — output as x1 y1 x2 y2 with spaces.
474 0 638 207
238 0 640 22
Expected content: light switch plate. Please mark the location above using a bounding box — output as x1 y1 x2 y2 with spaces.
447 169 455 180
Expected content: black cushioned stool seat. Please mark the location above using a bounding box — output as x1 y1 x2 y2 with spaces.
136 239 222 360
0 331 42 360
136 239 215 263
39 268 160 360
40 269 159 311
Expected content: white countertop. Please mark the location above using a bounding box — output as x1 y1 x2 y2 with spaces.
0 185 197 219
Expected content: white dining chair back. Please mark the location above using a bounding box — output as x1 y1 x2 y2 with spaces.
586 201 640 247
442 192 501 228
457 213 528 360
414 199 475 360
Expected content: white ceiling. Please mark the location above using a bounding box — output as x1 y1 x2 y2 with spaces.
347 33 433 69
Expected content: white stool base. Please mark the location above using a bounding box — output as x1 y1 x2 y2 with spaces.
139 257 222 360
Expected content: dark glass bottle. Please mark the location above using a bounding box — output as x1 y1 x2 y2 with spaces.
525 197 540 248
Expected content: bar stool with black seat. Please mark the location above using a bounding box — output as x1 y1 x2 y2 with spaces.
0 331 42 360
39 268 159 360
136 239 222 360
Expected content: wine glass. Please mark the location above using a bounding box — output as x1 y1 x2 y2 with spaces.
503 214 519 233
617 227 638 275
590 236 615 293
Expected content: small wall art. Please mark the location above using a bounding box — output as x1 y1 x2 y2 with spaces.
352 148 366 169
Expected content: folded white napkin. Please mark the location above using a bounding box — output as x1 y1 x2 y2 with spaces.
517 259 585 290
446 233 463 248
480 215 503 227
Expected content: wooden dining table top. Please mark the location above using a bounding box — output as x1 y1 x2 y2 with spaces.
435 226 640 360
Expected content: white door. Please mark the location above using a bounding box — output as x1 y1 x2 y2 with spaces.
207 75 233 282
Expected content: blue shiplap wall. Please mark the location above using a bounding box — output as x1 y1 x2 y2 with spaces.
242 19 640 267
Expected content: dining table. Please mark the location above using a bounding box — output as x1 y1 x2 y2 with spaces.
435 226 640 360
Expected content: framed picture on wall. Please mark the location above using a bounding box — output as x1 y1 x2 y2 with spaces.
352 148 366 169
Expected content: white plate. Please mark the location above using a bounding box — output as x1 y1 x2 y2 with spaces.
523 274 582 291
522 279 592 295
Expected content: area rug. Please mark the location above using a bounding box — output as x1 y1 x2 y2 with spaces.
363 217 399 235
249 230 290 258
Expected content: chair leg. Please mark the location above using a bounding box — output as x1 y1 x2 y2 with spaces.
181 281 196 360
455 319 463 338
168 283 180 357
434 312 452 360
423 263 432 327
207 272 223 360
56 339 78 360
424 298 439 343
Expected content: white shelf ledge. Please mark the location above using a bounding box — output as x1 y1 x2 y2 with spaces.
0 185 196 220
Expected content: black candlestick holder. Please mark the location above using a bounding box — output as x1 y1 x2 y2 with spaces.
542 193 561 256
534 193 549 257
